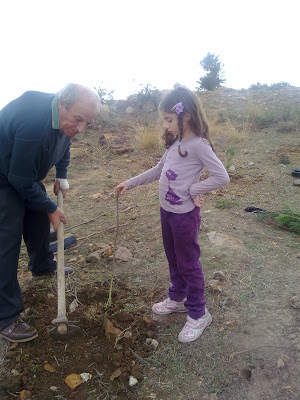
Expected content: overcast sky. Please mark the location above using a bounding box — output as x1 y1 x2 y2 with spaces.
0 0 299 109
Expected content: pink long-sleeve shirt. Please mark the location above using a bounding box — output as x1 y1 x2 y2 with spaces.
126 137 230 214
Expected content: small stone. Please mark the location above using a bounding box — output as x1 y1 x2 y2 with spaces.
212 271 226 282
110 369 122 381
20 390 31 400
290 296 300 309
277 357 285 368
129 375 138 386
50 386 58 392
146 338 159 350
208 279 223 293
293 179 300 186
69 299 79 313
114 246 133 262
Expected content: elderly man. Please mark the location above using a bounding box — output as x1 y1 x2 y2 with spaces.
0 83 100 342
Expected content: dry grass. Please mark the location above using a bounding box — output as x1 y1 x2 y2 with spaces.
136 124 163 151
224 118 248 143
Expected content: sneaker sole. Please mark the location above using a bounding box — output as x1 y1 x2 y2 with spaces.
152 307 187 315
0 332 38 343
178 317 212 343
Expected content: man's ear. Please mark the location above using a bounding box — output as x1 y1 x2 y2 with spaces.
58 101 63 111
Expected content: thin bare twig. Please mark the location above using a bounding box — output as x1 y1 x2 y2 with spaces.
106 193 119 307
65 212 107 232
77 222 126 241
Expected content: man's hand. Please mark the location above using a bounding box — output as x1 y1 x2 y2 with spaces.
53 180 68 198
48 207 67 231
114 182 129 197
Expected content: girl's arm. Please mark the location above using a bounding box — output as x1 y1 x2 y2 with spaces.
114 151 167 196
190 141 230 197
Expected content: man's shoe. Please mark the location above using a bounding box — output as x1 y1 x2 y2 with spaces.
32 266 73 277
0 320 38 343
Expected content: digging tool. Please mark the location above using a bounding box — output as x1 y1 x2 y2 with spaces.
49 189 82 340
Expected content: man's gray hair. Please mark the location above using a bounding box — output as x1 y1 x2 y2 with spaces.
58 83 100 110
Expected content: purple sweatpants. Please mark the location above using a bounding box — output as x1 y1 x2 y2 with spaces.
160 206 206 320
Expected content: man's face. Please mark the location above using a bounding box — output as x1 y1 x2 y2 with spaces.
58 99 98 138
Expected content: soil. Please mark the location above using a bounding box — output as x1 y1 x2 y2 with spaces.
0 86 300 400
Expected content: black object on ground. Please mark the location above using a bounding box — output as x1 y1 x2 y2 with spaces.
291 169 300 178
244 207 269 213
49 235 77 253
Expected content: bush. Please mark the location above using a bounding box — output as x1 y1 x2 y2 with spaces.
249 81 292 90
256 206 300 234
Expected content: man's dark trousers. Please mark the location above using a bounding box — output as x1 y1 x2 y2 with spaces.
0 177 55 329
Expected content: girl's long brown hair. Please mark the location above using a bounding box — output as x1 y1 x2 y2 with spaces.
159 86 214 157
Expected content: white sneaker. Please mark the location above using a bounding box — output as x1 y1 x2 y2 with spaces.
152 297 187 315
178 309 212 343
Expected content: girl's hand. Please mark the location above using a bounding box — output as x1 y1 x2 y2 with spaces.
114 182 128 197
194 195 205 208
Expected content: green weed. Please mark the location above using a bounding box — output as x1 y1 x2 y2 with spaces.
216 199 240 209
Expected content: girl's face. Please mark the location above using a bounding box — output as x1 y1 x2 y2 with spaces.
161 111 190 138
161 111 180 137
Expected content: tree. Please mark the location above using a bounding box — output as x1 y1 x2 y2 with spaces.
94 85 114 104
196 52 225 91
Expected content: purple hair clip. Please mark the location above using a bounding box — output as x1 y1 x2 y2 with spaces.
172 102 184 115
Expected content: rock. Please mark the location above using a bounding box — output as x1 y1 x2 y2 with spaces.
80 373 92 382
50 386 58 392
228 165 236 173
293 179 300 186
114 246 132 261
69 299 79 313
146 338 159 350
110 369 122 381
86 252 101 263
290 296 300 309
200 222 209 232
89 193 102 199
212 271 226 282
104 318 122 343
208 279 223 293
277 357 285 368
20 390 31 400
64 373 84 389
129 375 138 386
132 364 143 380
207 231 244 249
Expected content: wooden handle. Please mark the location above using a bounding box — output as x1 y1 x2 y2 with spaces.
56 189 68 329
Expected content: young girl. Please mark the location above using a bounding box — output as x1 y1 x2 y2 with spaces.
114 87 230 343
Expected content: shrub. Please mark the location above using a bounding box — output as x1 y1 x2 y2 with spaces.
256 206 300 234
